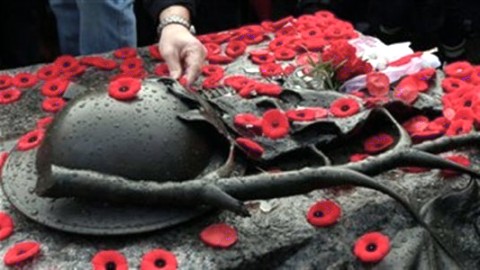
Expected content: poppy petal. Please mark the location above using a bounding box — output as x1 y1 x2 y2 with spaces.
363 133 395 154
330 97 360 118
140 249 177 270
108 77 142 101
91 250 128 270
353 232 390 263
262 109 290 139
3 241 41 266
0 212 13 241
0 89 22 105
306 200 342 227
200 223 238 248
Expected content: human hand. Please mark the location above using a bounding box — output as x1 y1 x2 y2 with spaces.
159 24 206 85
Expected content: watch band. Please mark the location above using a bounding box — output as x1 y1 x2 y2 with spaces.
157 15 196 36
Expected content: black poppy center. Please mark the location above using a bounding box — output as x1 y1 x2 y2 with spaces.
341 105 350 111
21 77 29 83
452 83 459 88
28 136 38 143
63 62 71 68
297 112 305 117
464 100 472 107
456 127 463 134
45 71 52 75
105 261 117 270
119 86 130 92
17 249 26 255
366 243 377 252
50 85 58 91
271 121 280 128
314 211 324 217
128 64 136 69
154 259 166 268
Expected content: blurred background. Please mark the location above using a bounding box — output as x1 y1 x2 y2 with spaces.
1 0 480 70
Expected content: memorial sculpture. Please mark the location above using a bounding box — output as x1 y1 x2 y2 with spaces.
0 11 479 269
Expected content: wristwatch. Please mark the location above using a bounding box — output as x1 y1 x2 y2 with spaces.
157 15 196 36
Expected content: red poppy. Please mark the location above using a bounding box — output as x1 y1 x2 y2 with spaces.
113 47 137 59
353 232 390 263
226 41 247 58
36 65 61 81
148 45 163 61
268 36 295 51
200 223 238 248
204 43 221 55
441 77 472 93
236 137 264 158
274 25 297 37
273 47 296 61
36 116 54 130
366 72 390 97
411 129 443 143
286 108 317 121
315 10 335 20
0 89 22 104
445 119 472 136
120 58 144 73
430 117 450 132
257 83 282 97
3 241 41 266
207 54 234 65
224 76 251 91
272 16 294 30
41 79 70 97
306 200 341 227
0 75 12 90
42 97 66 113
402 115 429 135
251 54 275 65
91 250 128 270
324 25 348 39
300 28 324 40
262 109 290 139
0 212 13 241
108 77 142 101
296 38 327 52
234 113 262 131
444 61 473 80
54 55 80 72
201 65 224 77
154 63 170 77
140 249 177 270
441 154 471 177
17 129 45 151
393 78 419 105
363 133 395 154
329 97 360 118
209 32 232 44
61 64 87 79
13 73 38 89
259 63 283 77
80 57 118 70
470 66 480 85
238 83 256 98
350 153 369 162
202 75 222 89
453 108 475 122
414 68 436 82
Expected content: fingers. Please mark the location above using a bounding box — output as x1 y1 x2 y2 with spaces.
160 43 183 79
183 43 207 85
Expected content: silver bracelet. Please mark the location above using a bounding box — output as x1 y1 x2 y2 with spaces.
157 15 196 36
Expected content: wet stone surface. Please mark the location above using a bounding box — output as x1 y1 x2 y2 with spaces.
1 47 479 269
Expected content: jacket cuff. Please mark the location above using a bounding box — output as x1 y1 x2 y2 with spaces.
148 0 196 23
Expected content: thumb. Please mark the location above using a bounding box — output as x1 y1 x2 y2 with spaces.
161 46 183 79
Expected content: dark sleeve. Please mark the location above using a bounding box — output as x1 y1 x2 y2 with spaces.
143 0 197 22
